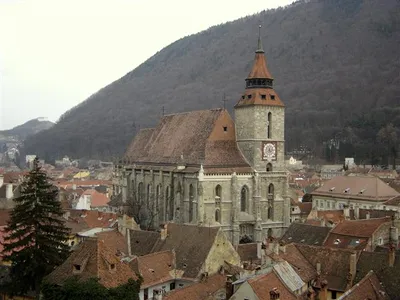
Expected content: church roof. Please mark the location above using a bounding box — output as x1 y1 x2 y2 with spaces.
247 51 273 79
124 109 251 173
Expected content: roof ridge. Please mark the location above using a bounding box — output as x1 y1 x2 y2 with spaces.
162 108 224 117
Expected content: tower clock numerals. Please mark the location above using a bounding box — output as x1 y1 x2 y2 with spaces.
262 142 277 161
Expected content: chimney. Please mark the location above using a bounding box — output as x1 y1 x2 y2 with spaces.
72 184 77 190
0 175 3 188
257 242 262 259
269 287 280 300
160 224 168 240
97 210 103 220
127 228 132 256
389 243 396 267
319 280 328 300
390 226 399 248
354 205 359 219
316 262 321 275
226 275 234 299
6 184 13 199
273 241 279 255
366 212 370 220
320 218 326 227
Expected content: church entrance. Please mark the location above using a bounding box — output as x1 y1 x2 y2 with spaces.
239 224 254 244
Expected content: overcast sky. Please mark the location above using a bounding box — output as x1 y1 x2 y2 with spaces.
0 0 293 130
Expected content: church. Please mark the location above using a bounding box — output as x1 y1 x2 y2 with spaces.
113 27 290 245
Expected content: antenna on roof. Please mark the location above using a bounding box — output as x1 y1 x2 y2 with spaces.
222 93 227 110
256 24 264 53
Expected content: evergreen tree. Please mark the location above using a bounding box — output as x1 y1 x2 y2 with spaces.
1 157 70 299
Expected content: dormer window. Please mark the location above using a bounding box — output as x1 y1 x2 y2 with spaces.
110 263 115 270
334 239 341 245
73 264 82 273
261 94 266 100
270 95 275 100
242 95 245 99
223 126 227 132
344 188 350 193
248 95 252 99
329 187 335 192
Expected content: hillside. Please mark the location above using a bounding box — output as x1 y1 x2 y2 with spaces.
25 0 400 164
1 118 54 141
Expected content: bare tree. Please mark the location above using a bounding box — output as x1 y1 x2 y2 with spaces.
126 189 161 231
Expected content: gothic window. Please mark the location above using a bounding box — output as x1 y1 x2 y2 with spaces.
240 186 249 212
215 185 222 204
189 184 194 222
266 163 273 172
137 182 144 203
215 209 221 223
268 184 274 220
165 186 173 221
156 184 161 222
267 112 272 139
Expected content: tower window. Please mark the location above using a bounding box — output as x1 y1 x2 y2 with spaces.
242 95 245 99
270 95 275 100
223 126 227 132
261 94 266 100
248 95 252 99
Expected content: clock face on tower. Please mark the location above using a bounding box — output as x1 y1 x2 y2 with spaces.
262 142 277 161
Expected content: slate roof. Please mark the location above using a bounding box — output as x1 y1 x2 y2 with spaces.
295 244 359 292
163 274 225 300
280 223 331 246
339 270 389 300
45 238 137 288
355 251 400 300
129 223 221 279
312 176 399 201
358 208 397 219
124 109 251 174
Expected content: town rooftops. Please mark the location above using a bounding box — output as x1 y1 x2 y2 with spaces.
330 217 391 238
311 176 399 201
123 109 252 174
81 189 110 207
45 238 137 288
280 223 331 246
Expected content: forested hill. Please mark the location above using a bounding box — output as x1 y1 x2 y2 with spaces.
1 118 54 140
25 0 400 163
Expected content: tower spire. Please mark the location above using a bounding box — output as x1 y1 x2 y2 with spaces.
256 24 264 53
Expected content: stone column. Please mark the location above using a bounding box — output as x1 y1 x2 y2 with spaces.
197 165 205 225
253 172 262 243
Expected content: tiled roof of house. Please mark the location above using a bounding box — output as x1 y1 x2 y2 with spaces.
280 223 331 246
307 209 351 225
355 251 400 300
65 210 118 234
270 243 317 283
329 217 391 238
237 243 259 264
295 244 359 292
81 189 110 207
163 274 225 300
358 208 397 219
339 270 389 300
324 234 369 251
248 270 297 300
96 229 129 257
298 202 312 215
0 209 11 226
312 176 399 201
45 238 137 288
123 109 251 173
129 223 221 279
135 250 176 289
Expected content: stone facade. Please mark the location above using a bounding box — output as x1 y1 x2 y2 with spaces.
113 32 290 245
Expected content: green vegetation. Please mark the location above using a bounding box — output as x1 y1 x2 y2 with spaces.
41 278 141 300
0 157 70 299
24 0 400 165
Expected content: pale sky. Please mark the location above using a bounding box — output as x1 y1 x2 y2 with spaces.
0 0 293 130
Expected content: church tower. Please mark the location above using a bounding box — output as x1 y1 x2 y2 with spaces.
235 26 285 173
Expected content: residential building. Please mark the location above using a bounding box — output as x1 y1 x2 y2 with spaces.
114 29 290 245
279 223 331 246
311 176 399 211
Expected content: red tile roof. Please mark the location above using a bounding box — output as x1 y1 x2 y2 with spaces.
330 217 391 238
339 270 389 299
82 189 110 207
248 271 297 300
163 274 225 300
0 209 11 226
65 210 118 234
96 229 129 257
135 250 175 289
45 238 138 288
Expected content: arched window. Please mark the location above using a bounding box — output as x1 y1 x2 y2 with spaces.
156 184 161 221
215 209 221 223
189 184 194 222
240 186 248 212
268 184 274 220
266 163 273 172
147 183 152 204
137 182 144 203
215 185 222 203
267 112 272 139
165 186 173 221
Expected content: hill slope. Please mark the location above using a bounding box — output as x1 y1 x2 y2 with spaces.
25 0 400 162
1 118 54 140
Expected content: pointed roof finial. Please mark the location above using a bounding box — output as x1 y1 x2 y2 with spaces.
256 24 264 53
